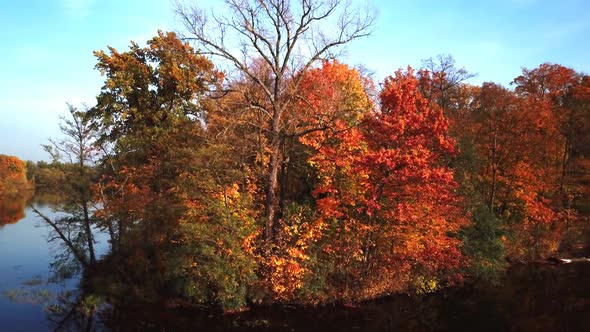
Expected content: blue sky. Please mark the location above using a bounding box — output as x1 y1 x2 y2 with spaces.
1 0 589 161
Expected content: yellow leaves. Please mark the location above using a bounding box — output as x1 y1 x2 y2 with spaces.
413 275 439 295
209 182 245 209
266 254 306 300
287 247 307 261
226 183 240 200
257 206 326 301
242 228 260 256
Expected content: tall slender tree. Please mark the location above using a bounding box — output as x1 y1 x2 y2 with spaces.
35 104 99 267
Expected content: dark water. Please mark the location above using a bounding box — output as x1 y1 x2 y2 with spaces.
99 263 590 332
0 195 589 331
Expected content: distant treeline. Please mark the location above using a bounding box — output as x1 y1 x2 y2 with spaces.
0 155 34 195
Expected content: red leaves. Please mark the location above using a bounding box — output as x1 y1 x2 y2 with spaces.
447 63 590 260
300 66 467 297
513 63 577 101
374 68 456 157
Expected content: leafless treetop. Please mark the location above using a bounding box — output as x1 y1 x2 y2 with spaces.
175 0 375 97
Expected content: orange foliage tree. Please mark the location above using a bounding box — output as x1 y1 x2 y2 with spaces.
76 23 589 310
449 63 589 260
0 155 28 195
500 63 588 258
302 67 467 300
89 30 223 245
258 60 374 301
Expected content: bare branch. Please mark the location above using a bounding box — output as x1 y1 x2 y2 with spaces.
175 0 375 240
30 205 89 268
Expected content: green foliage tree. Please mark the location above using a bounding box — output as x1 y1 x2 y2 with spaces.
86 31 262 309
87 30 222 248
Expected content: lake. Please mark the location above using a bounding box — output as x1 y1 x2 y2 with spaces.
0 194 589 331
0 194 109 331
0 197 75 331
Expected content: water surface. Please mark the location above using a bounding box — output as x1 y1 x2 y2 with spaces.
0 194 588 331
0 197 74 331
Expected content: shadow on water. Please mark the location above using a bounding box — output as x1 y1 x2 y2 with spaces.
42 220 590 331
40 263 588 332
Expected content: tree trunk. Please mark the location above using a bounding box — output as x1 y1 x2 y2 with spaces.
265 137 281 241
107 221 118 254
490 130 498 211
82 202 97 265
31 205 89 268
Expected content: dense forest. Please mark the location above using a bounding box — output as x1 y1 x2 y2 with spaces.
4 0 589 312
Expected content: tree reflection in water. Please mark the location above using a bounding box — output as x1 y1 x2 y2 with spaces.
0 190 33 226
46 290 100 332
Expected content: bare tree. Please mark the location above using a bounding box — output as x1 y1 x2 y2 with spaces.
420 54 476 114
37 104 99 266
176 0 375 241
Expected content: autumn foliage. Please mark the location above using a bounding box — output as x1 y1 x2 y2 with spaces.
0 155 30 195
32 26 587 311
298 67 466 300
0 155 32 226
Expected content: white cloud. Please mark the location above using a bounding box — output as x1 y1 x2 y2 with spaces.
61 0 96 19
